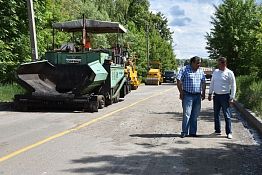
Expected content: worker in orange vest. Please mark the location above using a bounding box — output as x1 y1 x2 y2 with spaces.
84 35 91 50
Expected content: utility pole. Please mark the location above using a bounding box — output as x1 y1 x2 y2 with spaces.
146 24 149 70
27 0 38 61
82 14 86 49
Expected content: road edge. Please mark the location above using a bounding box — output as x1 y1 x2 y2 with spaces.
234 101 262 136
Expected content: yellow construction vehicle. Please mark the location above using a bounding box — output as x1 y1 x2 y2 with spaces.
145 61 163 85
125 57 140 90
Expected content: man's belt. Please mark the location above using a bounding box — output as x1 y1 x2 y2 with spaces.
183 90 201 95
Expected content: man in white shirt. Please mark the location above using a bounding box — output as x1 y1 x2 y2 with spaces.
208 57 236 139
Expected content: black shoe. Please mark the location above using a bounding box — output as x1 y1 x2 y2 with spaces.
189 134 197 137
180 133 186 138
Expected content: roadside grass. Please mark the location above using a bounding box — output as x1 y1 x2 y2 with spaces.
0 83 25 102
236 76 262 119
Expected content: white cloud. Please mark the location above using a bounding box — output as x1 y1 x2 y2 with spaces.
149 0 222 59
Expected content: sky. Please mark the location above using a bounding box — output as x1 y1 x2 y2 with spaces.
149 0 262 59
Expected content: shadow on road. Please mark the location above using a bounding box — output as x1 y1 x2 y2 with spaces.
62 142 262 174
130 133 181 138
0 102 12 111
129 133 226 139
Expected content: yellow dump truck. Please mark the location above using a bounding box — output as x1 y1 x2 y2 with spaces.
145 61 163 85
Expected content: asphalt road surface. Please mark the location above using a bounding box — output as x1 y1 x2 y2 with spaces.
0 83 262 175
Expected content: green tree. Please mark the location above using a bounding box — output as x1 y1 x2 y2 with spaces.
252 6 262 78
150 12 173 41
127 0 150 29
0 0 28 62
205 0 261 76
0 0 177 83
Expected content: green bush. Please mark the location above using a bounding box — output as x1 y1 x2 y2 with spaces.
249 81 262 116
236 75 262 117
0 62 19 84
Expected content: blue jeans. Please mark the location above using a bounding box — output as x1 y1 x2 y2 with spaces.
213 94 232 135
181 92 201 135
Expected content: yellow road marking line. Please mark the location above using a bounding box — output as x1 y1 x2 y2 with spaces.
0 87 174 163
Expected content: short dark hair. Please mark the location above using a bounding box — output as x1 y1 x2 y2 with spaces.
218 57 227 62
190 56 201 64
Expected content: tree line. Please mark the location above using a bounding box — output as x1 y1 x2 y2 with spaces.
0 0 261 85
0 0 177 84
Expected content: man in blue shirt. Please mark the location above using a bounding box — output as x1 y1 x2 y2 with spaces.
177 56 206 138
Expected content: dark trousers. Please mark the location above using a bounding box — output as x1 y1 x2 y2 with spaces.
213 93 232 135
